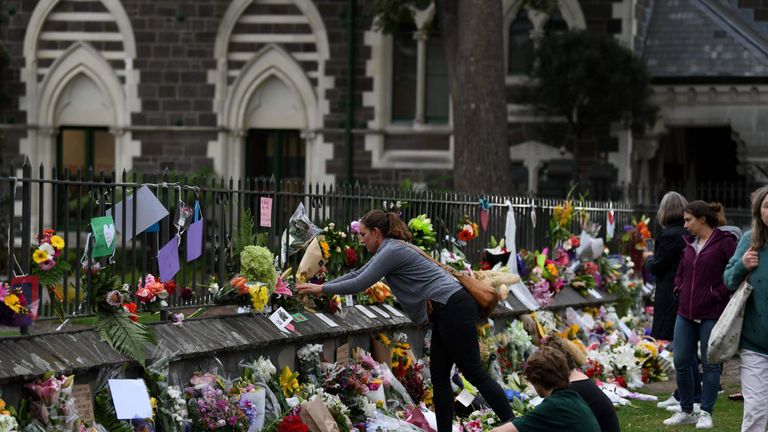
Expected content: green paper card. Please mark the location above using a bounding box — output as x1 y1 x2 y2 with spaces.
291 313 308 323
91 215 116 257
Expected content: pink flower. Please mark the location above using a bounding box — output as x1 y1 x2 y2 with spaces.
138 274 156 289
135 287 156 303
39 259 56 271
274 277 292 297
26 376 62 406
350 220 361 234
0 282 8 301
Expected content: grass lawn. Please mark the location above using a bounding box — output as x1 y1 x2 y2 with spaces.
618 384 744 432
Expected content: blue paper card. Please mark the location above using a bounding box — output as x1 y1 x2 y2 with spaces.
157 237 180 282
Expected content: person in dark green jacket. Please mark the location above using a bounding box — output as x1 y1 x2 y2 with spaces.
490 347 600 432
723 185 768 432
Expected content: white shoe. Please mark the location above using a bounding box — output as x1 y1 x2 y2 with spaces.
663 411 698 426
657 395 680 408
666 403 701 413
696 411 713 429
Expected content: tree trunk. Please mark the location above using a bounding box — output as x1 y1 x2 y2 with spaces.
437 0 512 194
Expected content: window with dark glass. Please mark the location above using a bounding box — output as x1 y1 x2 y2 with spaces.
507 9 535 75
391 23 418 122
245 129 304 182
425 29 449 123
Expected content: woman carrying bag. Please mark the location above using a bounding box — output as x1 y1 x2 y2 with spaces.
724 186 768 432
297 210 514 432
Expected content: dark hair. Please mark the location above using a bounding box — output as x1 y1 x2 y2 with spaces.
360 210 413 242
657 191 687 228
750 186 768 250
543 337 576 370
523 347 570 392
685 200 726 228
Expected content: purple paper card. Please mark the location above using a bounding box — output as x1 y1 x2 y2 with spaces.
186 219 203 262
158 237 180 282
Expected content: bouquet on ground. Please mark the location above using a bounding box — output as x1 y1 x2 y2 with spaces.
25 372 83 432
185 372 249 431
31 229 71 321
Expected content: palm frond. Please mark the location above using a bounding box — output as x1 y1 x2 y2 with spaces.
94 312 157 366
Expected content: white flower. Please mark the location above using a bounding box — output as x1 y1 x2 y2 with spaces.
39 243 55 256
217 419 226 427
254 356 277 378
208 282 219 294
340 232 347 239
0 414 19 432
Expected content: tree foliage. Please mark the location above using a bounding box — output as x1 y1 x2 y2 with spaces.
528 30 658 137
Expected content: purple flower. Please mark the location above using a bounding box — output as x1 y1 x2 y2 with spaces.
105 290 124 307
170 312 185 325
517 254 529 278
350 220 361 234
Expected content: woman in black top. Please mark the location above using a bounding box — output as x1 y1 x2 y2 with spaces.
544 337 621 432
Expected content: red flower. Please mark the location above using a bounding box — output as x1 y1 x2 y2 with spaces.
277 415 309 432
163 280 177 296
180 287 193 301
614 376 627 388
479 260 491 271
344 246 358 267
122 302 139 322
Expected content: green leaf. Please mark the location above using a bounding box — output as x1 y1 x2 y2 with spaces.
94 389 134 432
95 312 157 366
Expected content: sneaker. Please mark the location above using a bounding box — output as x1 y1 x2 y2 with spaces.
657 395 680 408
666 403 701 413
696 411 713 429
663 411 698 426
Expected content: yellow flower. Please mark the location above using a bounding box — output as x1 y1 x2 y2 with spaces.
249 285 269 311
33 249 49 264
376 333 391 346
279 366 300 398
3 294 21 313
320 241 330 260
50 235 65 250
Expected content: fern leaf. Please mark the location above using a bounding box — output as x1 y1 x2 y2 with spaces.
94 389 134 432
95 313 156 366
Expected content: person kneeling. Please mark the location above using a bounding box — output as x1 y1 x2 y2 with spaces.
490 347 600 432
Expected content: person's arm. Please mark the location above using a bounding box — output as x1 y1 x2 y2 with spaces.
645 232 681 276
319 245 402 295
673 248 687 295
490 422 518 432
724 234 750 290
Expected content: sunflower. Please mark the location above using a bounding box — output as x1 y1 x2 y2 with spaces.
33 249 49 264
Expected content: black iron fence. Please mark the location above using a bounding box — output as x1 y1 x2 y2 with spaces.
0 160 714 323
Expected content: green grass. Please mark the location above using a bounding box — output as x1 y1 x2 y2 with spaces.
618 386 743 432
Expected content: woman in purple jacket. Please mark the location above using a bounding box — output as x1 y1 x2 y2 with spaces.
663 201 737 429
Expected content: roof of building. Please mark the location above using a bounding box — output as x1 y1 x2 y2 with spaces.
642 0 768 79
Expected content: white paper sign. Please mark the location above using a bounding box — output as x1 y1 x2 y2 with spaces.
382 304 405 318
315 312 339 327
456 389 475 407
269 307 293 332
109 185 169 241
510 281 540 311
345 294 354 307
355 304 377 319
108 379 153 420
368 305 391 319
587 288 603 299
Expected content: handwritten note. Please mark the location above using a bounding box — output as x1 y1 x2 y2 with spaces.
260 197 273 227
73 384 94 424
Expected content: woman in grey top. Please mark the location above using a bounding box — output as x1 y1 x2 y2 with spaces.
297 210 514 431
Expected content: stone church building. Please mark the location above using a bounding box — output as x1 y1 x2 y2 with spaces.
0 0 767 198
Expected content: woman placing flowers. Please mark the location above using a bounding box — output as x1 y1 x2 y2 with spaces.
297 210 514 432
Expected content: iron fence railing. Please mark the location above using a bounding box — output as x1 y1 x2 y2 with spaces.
6 160 749 324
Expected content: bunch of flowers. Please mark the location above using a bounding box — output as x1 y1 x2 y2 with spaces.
297 344 324 385
133 274 174 312
320 362 372 422
279 366 300 399
387 333 427 404
493 321 535 375
408 214 437 252
240 245 277 290
519 249 565 306
297 385 354 432
185 373 249 432
319 222 362 278
635 339 668 384
549 199 575 249
215 274 275 313
0 398 18 432
145 356 189 432
440 248 470 273
25 372 82 431
276 411 309 432
620 215 652 252
461 409 500 432
571 261 599 297
31 229 71 320
0 282 32 327
361 281 392 305
456 216 479 244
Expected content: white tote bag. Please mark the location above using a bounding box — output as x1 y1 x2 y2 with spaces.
707 277 754 364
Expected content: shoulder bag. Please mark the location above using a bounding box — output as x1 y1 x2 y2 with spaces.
707 273 753 364
405 242 500 318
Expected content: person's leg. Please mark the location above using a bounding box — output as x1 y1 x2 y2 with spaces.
435 290 514 423
429 317 456 432
698 319 721 415
739 350 768 432
692 351 703 405
672 316 697 413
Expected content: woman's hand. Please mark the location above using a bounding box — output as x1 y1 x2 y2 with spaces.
296 283 324 296
742 248 760 271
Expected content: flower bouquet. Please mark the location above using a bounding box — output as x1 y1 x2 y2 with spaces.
31 229 71 321
25 372 82 432
185 373 249 432
0 281 33 327
0 398 19 432
215 245 277 313
408 214 437 252
456 216 479 245
359 281 392 305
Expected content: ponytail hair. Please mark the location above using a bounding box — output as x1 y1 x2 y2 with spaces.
685 200 726 228
360 209 413 242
